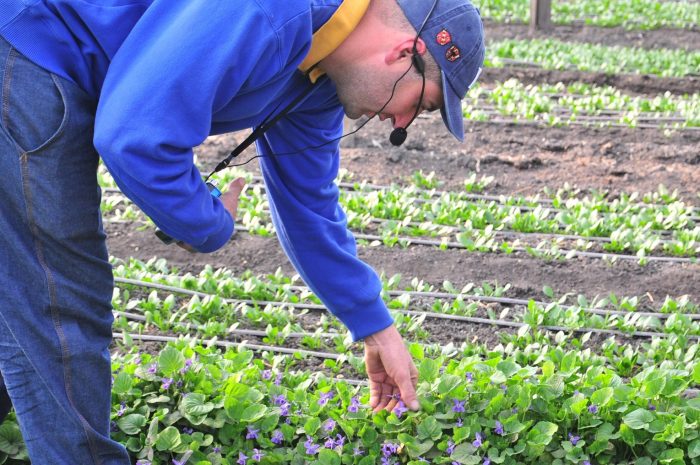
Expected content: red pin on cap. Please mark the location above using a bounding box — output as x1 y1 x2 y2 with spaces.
436 29 451 45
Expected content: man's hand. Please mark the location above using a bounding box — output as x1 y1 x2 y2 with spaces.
175 178 246 253
364 324 420 413
220 177 246 220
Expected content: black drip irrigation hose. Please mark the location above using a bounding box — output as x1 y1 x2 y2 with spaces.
113 277 700 340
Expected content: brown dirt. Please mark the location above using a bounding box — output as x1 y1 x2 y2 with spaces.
484 20 700 52
106 22 700 350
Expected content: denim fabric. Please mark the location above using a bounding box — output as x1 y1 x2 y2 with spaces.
0 36 130 464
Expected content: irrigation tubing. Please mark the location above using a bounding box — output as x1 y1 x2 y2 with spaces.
114 277 700 340
101 194 695 262
115 276 700 321
113 310 343 339
102 182 700 222
349 231 697 264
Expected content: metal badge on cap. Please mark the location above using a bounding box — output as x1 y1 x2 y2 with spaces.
445 45 461 62
436 29 451 45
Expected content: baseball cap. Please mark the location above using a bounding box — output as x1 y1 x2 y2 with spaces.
397 0 485 141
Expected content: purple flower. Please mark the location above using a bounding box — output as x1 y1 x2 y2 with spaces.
176 380 183 389
246 426 259 440
212 446 221 453
318 390 335 406
588 404 598 414
136 461 151 465
348 396 361 413
648 403 656 411
574 390 581 396
472 432 483 448
500 384 507 392
252 449 264 461
446 440 456 455
334 434 345 448
182 427 193 435
353 446 364 456
394 401 408 418
494 421 504 435
452 398 465 413
569 433 580 446
582 461 591 465
110 421 119 433
324 437 335 449
271 430 284 444
133 353 142 365
387 393 401 400
323 418 336 433
262 369 272 380
466 372 474 382
456 417 463 427
116 402 127 417
274 372 283 385
304 436 320 455
418 457 429 463
381 442 399 457
483 458 491 465
172 459 186 465
185 358 193 368
147 364 157 374
161 378 173 390
511 407 518 414
237 452 247 465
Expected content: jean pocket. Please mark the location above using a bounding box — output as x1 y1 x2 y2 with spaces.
1 47 68 154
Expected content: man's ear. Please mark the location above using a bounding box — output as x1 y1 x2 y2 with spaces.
385 37 428 65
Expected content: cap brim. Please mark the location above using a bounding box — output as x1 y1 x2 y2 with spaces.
440 70 465 142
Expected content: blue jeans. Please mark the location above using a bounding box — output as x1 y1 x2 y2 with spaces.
0 37 130 464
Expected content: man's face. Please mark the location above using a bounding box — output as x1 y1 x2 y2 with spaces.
332 59 443 131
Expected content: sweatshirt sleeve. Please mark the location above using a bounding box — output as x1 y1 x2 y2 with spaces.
257 93 394 341
93 1 288 252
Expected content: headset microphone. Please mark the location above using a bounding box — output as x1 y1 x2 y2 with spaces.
389 127 408 146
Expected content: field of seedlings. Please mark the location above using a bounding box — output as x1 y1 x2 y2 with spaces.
2 2 698 464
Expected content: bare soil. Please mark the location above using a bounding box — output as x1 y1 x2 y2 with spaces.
106 21 700 350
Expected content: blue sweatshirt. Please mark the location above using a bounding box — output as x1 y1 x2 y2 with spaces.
0 0 394 341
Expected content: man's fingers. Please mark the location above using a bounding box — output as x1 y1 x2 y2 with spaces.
228 177 246 194
369 380 382 409
397 374 419 410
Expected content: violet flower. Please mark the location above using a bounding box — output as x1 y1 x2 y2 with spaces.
494 421 504 435
452 398 465 413
271 430 284 444
472 432 483 448
569 433 580 446
394 401 408 418
246 426 259 440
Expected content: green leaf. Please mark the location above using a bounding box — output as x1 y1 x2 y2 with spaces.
438 374 462 396
526 421 558 446
158 346 185 376
155 426 182 451
417 416 442 441
0 424 24 456
689 439 700 458
305 417 321 436
241 404 266 423
497 360 519 378
419 359 441 383
180 392 215 425
591 387 614 407
451 443 479 464
623 408 654 430
112 371 133 395
318 449 341 465
117 413 147 435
